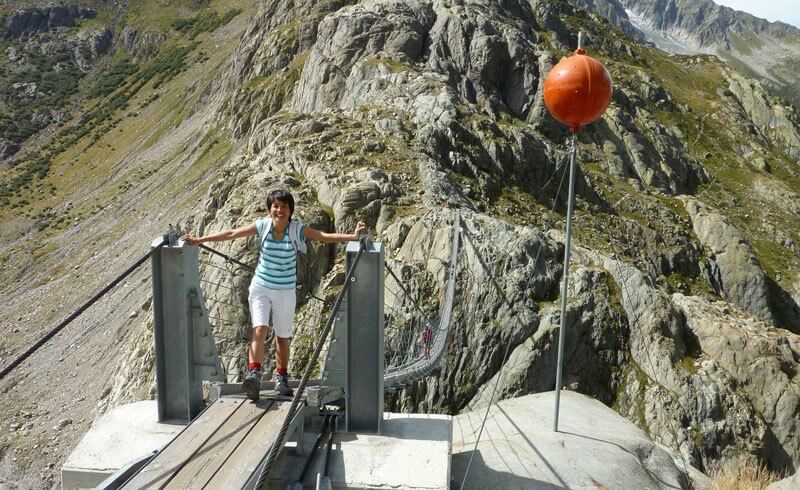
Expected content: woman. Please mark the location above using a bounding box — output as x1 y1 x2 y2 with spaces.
181 189 365 399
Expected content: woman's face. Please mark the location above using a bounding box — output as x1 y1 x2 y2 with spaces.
270 199 291 227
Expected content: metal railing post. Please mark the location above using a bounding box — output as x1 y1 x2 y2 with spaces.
344 239 385 434
150 234 224 423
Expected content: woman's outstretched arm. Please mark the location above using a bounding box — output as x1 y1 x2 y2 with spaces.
181 223 257 245
303 221 366 244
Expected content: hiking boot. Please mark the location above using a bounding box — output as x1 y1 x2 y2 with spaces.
242 368 262 401
276 372 293 397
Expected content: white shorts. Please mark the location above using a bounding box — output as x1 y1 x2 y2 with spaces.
248 281 296 338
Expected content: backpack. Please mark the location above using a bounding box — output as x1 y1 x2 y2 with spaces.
259 218 307 254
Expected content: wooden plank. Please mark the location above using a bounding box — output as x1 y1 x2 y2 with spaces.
123 398 243 489
163 398 274 489
204 401 292 489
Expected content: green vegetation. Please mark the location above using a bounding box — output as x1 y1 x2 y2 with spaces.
363 56 412 73
729 32 764 57
688 425 705 450
87 60 138 98
171 8 242 39
665 271 716 298
601 271 626 317
0 2 244 208
676 356 699 375
0 44 83 145
0 44 197 204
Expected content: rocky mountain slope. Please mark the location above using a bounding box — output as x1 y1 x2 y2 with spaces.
574 0 800 105
0 0 799 487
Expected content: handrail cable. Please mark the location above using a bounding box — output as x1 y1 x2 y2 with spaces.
248 237 368 489
384 263 434 328
0 237 168 381
199 244 254 271
382 209 461 388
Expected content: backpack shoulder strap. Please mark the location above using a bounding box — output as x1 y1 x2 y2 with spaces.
259 218 273 250
288 220 307 254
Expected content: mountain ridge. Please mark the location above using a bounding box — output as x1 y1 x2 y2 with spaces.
572 0 800 104
0 0 798 487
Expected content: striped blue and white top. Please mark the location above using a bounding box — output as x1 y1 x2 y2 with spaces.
253 218 305 290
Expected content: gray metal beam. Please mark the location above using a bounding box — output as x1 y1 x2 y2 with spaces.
344 240 385 434
150 235 224 423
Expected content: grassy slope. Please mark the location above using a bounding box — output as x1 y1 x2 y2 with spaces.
0 0 254 290
0 2 254 485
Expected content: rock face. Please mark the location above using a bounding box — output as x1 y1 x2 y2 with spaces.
726 71 800 158
2 0 800 486
119 26 167 63
621 0 798 48
672 294 800 471
0 4 113 160
580 0 800 104
3 6 96 38
74 27 114 70
681 197 775 325
185 0 800 476
769 469 800 489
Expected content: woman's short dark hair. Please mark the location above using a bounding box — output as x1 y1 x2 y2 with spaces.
267 189 295 217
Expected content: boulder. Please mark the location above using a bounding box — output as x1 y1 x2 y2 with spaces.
673 293 800 470
681 197 776 326
769 469 800 489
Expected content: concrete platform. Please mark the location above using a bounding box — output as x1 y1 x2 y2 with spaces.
452 391 707 489
268 413 453 489
61 401 184 490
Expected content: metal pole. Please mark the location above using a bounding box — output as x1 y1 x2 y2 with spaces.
554 133 578 432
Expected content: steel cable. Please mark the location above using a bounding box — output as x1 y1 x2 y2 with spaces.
199 244 254 272
384 263 434 330
0 238 168 381
384 210 461 386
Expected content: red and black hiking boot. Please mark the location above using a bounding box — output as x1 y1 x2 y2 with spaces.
276 372 293 397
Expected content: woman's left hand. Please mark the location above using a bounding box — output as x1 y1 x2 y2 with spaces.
353 221 367 238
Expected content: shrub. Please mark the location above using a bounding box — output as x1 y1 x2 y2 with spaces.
708 459 782 490
171 8 242 40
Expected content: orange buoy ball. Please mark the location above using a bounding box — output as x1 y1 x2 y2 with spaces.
543 49 613 133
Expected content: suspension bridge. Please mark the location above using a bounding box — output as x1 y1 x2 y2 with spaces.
0 136 594 488
1 205 474 489
0 160 587 488
0 177 580 489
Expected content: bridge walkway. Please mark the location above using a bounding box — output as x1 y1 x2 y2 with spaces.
122 395 294 489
